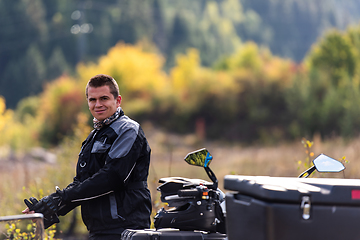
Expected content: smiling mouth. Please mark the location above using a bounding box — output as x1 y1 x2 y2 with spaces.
95 109 106 114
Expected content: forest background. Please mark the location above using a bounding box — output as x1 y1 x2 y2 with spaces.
2 0 360 238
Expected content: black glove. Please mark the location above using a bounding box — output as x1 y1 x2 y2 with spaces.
24 197 42 212
41 191 63 216
24 196 60 229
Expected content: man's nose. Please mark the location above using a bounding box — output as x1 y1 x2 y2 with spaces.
95 100 102 107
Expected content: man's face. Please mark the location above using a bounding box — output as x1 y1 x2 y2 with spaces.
87 85 121 121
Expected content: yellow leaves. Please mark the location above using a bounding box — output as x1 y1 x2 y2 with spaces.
39 75 84 127
301 138 313 149
223 41 297 88
298 138 316 170
5 223 28 240
229 42 262 72
169 50 203 112
5 222 58 240
26 223 33 231
169 48 241 114
210 71 241 97
38 75 85 145
73 112 92 141
341 156 349 164
3 40 299 147
77 42 168 101
0 96 5 114
5 223 14 230
171 48 232 95
170 48 201 92
263 56 294 86
0 97 31 149
0 97 13 133
74 40 298 124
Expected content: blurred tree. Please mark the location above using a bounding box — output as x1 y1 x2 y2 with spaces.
152 0 168 54
77 42 168 117
211 42 296 142
3 0 360 109
38 76 85 146
197 0 242 66
0 42 47 108
240 0 359 62
346 24 360 75
0 97 13 137
286 25 360 139
306 30 356 85
48 47 72 80
15 96 40 123
24 44 47 94
165 12 191 69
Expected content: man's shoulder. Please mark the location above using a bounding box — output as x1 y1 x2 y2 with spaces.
110 114 140 135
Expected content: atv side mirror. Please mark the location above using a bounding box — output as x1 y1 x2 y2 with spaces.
313 154 345 172
184 148 213 167
298 154 345 178
184 148 218 189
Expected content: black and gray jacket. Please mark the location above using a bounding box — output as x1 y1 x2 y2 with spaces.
57 109 152 234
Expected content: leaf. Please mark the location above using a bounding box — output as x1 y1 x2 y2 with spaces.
26 224 33 231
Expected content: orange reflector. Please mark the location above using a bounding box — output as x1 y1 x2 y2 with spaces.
352 190 360 199
203 192 208 196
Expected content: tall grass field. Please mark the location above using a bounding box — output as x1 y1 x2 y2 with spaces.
1 128 359 238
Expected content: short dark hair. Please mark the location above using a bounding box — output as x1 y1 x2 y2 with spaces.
86 74 119 99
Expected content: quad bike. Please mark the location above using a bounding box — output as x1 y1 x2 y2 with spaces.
121 149 346 240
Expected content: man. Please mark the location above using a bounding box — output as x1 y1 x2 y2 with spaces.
23 74 152 239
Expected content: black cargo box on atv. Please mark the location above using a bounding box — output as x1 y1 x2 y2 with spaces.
224 175 360 240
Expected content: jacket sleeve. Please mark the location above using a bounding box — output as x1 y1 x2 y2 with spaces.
60 122 144 204
56 176 81 216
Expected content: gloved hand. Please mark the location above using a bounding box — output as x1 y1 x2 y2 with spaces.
24 196 43 212
24 196 60 229
41 191 63 216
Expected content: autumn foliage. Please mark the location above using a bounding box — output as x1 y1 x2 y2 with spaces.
1 24 360 148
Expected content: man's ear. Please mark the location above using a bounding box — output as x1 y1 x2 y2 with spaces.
116 95 122 107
